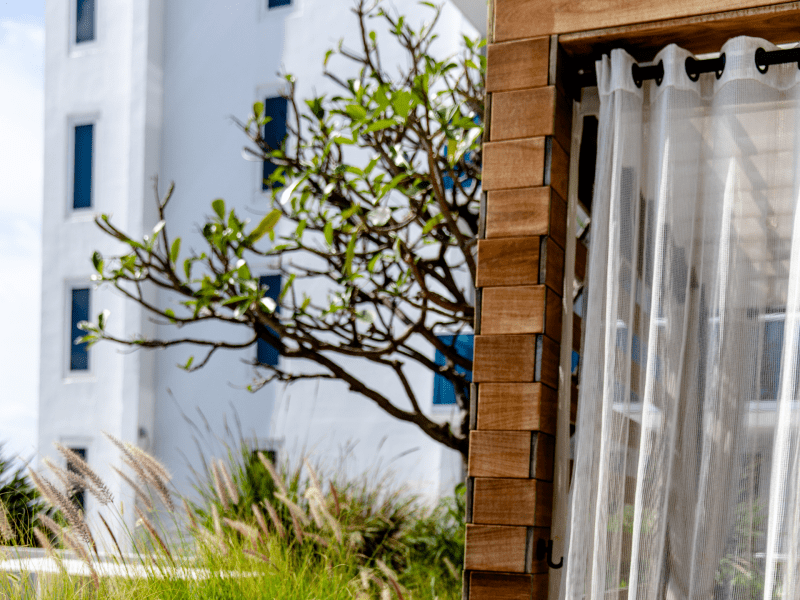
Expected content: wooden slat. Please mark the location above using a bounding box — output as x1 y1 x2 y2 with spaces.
472 478 553 527
469 573 534 600
533 433 556 482
484 138 546 191
485 187 552 240
543 236 565 294
481 285 546 335
554 87 573 159
549 189 568 250
465 524 527 572
540 334 560 390
473 335 536 383
476 237 540 288
549 138 570 201
560 2 800 62
493 0 792 41
469 431 531 478
575 241 587 281
477 383 557 434
491 87 557 142
573 315 582 351
545 287 562 344
486 37 550 92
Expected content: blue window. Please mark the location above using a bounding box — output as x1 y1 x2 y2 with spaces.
433 334 473 405
76 0 95 43
257 275 281 366
268 0 291 7
70 288 90 371
73 124 93 209
262 97 288 190
67 447 87 510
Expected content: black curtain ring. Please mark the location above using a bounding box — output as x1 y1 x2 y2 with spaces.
715 53 726 79
632 63 643 88
685 56 700 81
655 60 664 86
755 47 769 74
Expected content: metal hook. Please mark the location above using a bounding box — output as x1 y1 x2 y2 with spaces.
536 538 564 569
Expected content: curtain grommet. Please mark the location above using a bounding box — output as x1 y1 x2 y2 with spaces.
755 47 769 74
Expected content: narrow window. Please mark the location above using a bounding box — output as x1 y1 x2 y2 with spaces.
262 97 288 190
76 0 95 44
67 447 87 511
268 0 291 8
432 334 473 405
73 124 94 209
257 275 281 366
70 288 90 371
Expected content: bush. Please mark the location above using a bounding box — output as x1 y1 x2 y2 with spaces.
0 444 47 547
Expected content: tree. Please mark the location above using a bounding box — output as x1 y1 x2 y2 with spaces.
81 0 484 460
0 445 47 546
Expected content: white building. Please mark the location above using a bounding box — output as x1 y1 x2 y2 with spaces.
38 0 484 537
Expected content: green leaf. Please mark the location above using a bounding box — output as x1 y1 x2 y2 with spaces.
422 212 445 235
91 251 103 272
324 222 334 246
181 356 194 371
323 49 334 67
97 309 110 330
344 232 357 277
345 104 367 120
165 309 176 322
280 273 295 302
249 209 282 243
367 206 391 227
301 296 311 311
212 199 226 219
280 177 304 206
367 252 382 273
364 119 396 134
391 91 415 119
170 238 181 264
253 101 264 118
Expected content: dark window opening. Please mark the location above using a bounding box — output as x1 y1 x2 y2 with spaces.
433 334 473 405
76 0 95 43
577 115 598 212
257 275 281 366
67 447 87 512
268 0 292 7
71 288 90 371
262 97 288 190
73 124 93 209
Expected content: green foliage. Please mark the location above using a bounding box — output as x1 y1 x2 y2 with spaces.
0 444 46 546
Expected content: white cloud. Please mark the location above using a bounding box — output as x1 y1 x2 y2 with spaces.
0 19 43 463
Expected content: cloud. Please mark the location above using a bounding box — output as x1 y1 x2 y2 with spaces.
0 19 43 462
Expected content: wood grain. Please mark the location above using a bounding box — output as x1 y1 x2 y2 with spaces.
476 237 540 288
486 37 550 92
549 138 570 201
477 383 558 434
469 431 532 478
484 138 546 191
545 286 562 344
465 524 528 572
473 334 537 382
533 433 556 482
486 187 552 239
550 189 568 250
472 478 553 527
493 0 793 41
542 236 565 294
481 285 546 335
491 87 557 142
469 573 534 600
560 1 800 62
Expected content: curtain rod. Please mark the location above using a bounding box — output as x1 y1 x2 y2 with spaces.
576 47 800 90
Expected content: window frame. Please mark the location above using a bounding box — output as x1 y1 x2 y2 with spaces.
64 281 93 379
66 114 100 219
68 0 99 55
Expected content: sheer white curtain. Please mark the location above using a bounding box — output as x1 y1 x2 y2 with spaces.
561 36 800 600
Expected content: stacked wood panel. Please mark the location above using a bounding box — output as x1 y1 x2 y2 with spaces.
466 31 570 600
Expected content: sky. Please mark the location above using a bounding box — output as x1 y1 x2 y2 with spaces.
0 0 44 465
